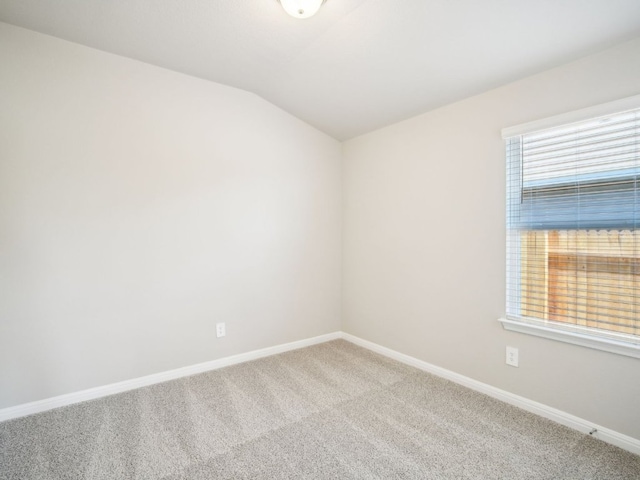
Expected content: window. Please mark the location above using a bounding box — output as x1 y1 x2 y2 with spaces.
502 96 640 358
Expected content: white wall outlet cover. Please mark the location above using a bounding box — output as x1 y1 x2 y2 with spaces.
506 346 519 367
216 323 226 338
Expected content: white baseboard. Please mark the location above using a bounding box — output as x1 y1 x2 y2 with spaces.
0 331 341 423
340 332 640 456
2 330 638 457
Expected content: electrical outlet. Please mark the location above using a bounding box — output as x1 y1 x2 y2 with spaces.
506 346 519 367
216 322 226 338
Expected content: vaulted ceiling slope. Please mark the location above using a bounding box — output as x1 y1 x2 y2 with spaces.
1 0 640 140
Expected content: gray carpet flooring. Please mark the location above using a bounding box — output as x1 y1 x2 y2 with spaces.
1 340 639 479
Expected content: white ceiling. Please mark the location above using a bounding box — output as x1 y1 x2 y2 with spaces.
1 0 640 140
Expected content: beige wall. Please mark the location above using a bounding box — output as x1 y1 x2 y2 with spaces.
342 37 640 439
0 23 342 408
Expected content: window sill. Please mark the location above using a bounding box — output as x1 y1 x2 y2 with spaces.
499 318 640 359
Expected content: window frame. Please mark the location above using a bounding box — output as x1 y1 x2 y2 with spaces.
501 94 640 359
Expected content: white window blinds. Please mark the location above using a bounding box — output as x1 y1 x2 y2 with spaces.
505 104 640 348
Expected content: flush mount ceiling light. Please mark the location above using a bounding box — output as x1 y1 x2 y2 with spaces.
278 0 326 19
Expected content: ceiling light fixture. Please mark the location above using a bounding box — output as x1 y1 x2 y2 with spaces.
278 0 326 19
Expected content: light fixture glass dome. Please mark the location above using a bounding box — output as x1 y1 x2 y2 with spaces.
279 0 325 19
